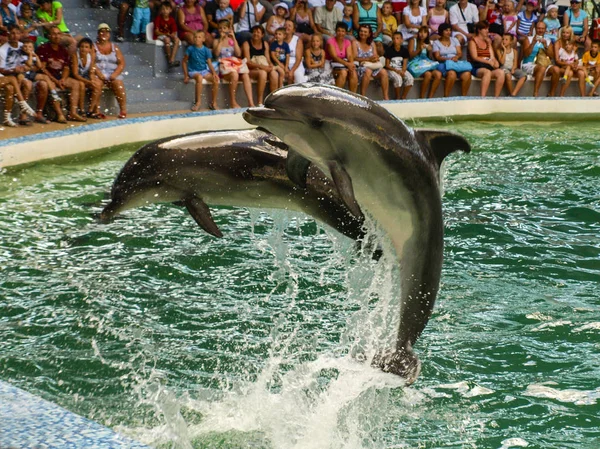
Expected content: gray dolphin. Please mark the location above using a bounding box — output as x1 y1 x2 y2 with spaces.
100 128 366 243
243 83 471 383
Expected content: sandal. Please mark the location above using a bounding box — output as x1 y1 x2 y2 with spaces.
208 103 216 110
67 113 87 122
118 112 127 119
87 111 107 119
34 115 50 124
55 115 68 124
17 118 33 126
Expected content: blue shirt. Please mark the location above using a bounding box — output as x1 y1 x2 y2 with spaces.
269 41 290 63
186 45 212 72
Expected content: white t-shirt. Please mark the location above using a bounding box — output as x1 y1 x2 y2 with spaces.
236 2 265 32
0 42 23 71
449 3 479 35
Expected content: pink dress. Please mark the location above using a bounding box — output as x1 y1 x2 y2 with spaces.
179 4 205 39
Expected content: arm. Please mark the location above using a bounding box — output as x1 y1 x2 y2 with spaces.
109 46 126 79
254 1 265 23
307 9 318 33
304 47 316 68
177 8 193 34
182 53 190 82
290 39 304 71
407 37 420 58
352 4 360 32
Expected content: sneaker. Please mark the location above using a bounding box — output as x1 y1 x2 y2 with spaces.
168 60 180 68
585 76 594 88
115 34 124 42
559 76 567 85
139 34 146 43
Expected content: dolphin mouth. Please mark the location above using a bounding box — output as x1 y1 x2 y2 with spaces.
243 107 278 124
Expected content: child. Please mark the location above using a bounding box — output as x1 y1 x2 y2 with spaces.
214 0 234 27
183 30 219 110
131 0 151 42
19 39 62 105
342 4 354 38
496 33 527 96
582 40 600 96
542 4 560 43
213 19 255 108
154 1 181 69
502 0 518 38
70 37 104 118
381 1 398 46
269 27 289 88
304 33 333 84
516 0 538 43
557 40 585 97
384 31 413 99
265 2 288 42
18 4 42 45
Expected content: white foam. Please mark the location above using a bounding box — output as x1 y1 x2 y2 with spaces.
500 437 529 448
573 322 600 333
523 384 600 406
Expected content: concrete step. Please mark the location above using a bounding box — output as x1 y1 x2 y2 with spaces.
128 100 192 114
126 87 179 103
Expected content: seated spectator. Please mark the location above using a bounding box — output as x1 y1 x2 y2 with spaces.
214 19 255 108
521 21 560 97
112 0 135 42
0 0 18 33
269 26 288 88
94 23 128 118
556 39 586 96
384 31 413 99
563 0 591 52
543 4 560 43
314 0 343 42
154 2 181 70
0 75 29 126
290 0 317 46
496 33 527 96
284 19 307 84
407 25 441 98
433 22 472 97
380 1 397 46
327 21 358 91
214 0 234 26
265 2 288 42
342 4 354 38
36 0 77 53
468 21 505 97
353 24 389 99
503 0 518 39
179 0 212 47
400 0 426 42
449 0 478 45
427 0 448 42
581 40 600 96
353 0 383 55
234 0 265 44
70 37 104 118
19 38 63 106
38 26 85 121
479 0 503 48
243 25 278 104
183 30 219 110
304 33 333 84
130 0 151 42
555 25 575 56
18 3 43 45
516 0 538 43
0 25 45 124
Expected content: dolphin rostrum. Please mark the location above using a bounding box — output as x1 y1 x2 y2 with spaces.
100 128 366 243
243 84 471 383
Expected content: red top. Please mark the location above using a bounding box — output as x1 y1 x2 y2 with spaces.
154 15 178 38
37 43 69 79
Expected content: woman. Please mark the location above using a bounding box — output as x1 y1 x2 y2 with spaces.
177 0 212 47
353 24 389 99
563 0 591 52
284 19 308 84
94 24 127 118
36 0 77 53
468 21 505 97
0 0 17 32
407 25 442 98
401 0 426 41
242 25 277 105
554 25 575 58
433 22 471 97
290 0 317 45
353 0 384 55
327 21 358 91
427 0 448 41
234 0 266 44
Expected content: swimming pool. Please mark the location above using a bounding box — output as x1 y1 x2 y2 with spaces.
1 119 599 448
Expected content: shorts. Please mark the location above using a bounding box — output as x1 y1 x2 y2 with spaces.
189 69 211 77
24 71 37 82
521 62 552 76
502 68 527 79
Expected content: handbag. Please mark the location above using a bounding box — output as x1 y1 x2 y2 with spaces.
250 55 268 66
535 48 551 67
445 59 473 73
459 6 475 34
407 56 439 77
361 61 383 70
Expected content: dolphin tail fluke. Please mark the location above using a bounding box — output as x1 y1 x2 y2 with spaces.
327 161 364 219
98 201 120 223
372 347 422 385
285 149 312 188
184 196 224 238
415 130 471 170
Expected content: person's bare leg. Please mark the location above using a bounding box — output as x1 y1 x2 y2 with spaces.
420 72 431 98
479 69 491 97
460 71 471 96
378 70 389 100
225 72 240 108
360 69 372 96
241 73 255 107
533 65 545 97
444 71 457 97
192 73 204 111
493 69 505 97
255 69 267 104
428 71 442 98
111 79 128 116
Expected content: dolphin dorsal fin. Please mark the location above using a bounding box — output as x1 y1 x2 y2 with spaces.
415 130 471 170
286 149 312 188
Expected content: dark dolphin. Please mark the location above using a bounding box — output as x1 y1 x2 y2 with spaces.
100 128 366 243
244 83 471 383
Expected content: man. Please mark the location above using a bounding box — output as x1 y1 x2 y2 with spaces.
314 0 343 41
521 21 560 97
38 25 86 121
449 0 479 45
0 25 38 124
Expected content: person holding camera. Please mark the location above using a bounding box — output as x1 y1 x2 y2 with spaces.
449 0 479 45
521 21 560 97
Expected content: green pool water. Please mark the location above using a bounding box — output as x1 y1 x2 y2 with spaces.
1 122 599 449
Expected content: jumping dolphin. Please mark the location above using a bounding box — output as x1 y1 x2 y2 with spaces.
100 128 366 243
244 84 471 383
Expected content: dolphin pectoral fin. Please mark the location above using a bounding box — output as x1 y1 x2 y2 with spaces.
372 347 422 385
415 129 471 169
327 161 364 219
285 149 312 188
183 197 224 238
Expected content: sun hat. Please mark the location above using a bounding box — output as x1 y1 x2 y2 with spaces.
546 4 558 10
97 23 111 31
274 2 289 12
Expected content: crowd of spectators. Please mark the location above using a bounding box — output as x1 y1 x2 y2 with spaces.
1 0 599 126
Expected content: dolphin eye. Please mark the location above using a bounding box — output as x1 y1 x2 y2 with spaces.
310 119 323 129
